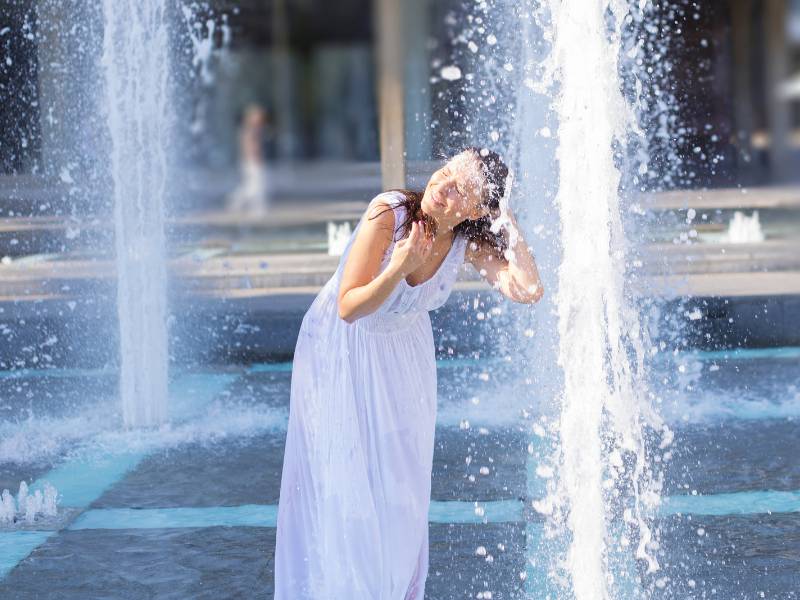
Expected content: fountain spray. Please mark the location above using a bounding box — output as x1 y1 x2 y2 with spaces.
531 0 665 596
101 0 170 427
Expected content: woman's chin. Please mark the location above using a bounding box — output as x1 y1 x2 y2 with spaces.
421 198 443 217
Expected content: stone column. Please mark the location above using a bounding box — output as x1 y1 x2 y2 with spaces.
403 0 433 163
272 0 299 159
730 0 754 171
763 0 792 180
374 0 406 189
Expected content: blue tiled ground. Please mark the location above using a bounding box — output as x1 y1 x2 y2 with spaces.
1 351 799 599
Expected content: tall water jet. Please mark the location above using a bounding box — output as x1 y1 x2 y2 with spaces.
101 1 171 427
538 0 664 596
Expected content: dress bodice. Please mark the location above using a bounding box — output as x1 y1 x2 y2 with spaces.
330 191 467 324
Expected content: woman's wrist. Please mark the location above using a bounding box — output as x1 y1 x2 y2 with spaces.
382 261 406 285
504 211 522 240
499 212 520 263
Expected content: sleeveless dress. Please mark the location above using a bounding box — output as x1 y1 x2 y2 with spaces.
274 191 468 599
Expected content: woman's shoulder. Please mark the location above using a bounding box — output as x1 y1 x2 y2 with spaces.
367 190 405 211
366 192 399 220
366 191 407 239
360 193 399 244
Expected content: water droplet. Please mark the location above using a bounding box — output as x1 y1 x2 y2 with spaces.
440 65 462 81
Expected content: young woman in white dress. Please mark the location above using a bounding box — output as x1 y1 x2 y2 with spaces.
273 147 544 599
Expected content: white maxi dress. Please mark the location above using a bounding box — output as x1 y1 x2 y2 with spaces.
274 191 468 599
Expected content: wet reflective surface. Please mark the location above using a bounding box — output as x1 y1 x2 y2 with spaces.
0 351 798 598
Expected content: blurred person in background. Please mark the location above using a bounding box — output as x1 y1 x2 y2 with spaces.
226 103 272 217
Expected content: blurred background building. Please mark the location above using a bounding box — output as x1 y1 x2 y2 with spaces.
3 0 799 187
0 0 799 365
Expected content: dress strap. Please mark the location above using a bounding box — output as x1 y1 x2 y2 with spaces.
454 231 469 259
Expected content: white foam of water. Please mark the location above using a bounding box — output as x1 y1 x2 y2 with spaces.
724 210 765 243
0 481 58 525
659 386 800 424
0 403 118 465
327 221 352 256
649 355 800 423
102 0 171 428
88 400 288 454
0 489 14 522
538 0 665 596
0 399 286 466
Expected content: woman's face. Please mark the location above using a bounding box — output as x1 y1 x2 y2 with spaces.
421 151 489 224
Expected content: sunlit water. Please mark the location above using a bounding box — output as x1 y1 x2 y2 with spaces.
525 0 666 596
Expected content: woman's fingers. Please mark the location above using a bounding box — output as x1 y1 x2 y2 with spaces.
409 221 421 245
413 221 426 247
403 219 437 265
418 221 429 243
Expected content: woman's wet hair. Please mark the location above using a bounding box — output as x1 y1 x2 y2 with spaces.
371 147 509 255
458 146 508 252
469 146 509 211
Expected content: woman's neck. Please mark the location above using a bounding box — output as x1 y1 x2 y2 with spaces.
421 211 456 241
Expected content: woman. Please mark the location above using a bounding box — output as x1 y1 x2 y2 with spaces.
226 104 271 217
273 147 543 599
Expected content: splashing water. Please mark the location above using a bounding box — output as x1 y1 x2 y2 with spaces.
537 0 666 597
724 210 765 243
102 1 171 427
0 481 59 525
327 221 353 256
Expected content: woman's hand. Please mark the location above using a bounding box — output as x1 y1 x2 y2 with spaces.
489 205 521 257
388 220 433 278
468 209 544 304
338 201 426 323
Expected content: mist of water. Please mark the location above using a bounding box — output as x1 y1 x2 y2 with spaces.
101 0 171 427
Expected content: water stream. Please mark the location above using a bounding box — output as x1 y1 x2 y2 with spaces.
101 0 171 427
535 0 665 596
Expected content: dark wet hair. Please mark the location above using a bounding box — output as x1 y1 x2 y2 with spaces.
371 147 509 255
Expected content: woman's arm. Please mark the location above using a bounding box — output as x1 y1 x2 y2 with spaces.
466 210 544 304
337 202 432 323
